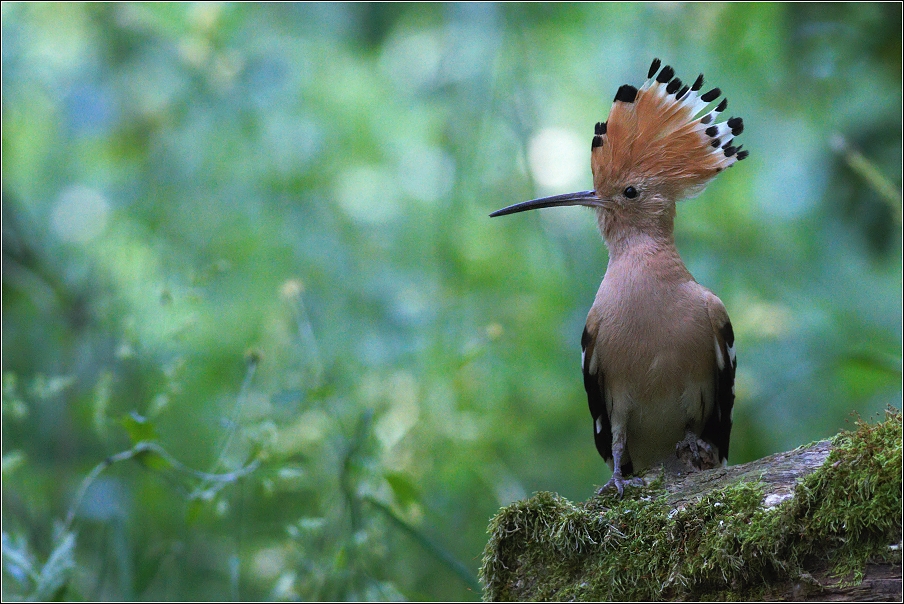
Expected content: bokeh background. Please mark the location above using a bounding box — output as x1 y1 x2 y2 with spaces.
2 3 901 601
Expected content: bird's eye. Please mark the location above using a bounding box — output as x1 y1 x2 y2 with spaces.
624 186 638 199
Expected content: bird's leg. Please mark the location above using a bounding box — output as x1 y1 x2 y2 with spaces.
675 429 719 471
597 434 644 497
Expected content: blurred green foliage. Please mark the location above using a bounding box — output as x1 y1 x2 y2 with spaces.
1 3 901 601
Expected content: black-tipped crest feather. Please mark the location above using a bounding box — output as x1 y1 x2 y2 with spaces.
701 88 721 103
656 65 675 83
614 84 638 103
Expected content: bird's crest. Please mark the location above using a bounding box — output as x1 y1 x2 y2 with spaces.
591 58 748 200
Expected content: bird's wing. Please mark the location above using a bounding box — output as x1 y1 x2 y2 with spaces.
582 324 614 467
700 291 736 463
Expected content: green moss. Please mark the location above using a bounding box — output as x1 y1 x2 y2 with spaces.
791 408 903 583
480 409 902 601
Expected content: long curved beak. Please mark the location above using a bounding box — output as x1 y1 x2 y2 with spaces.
489 190 602 217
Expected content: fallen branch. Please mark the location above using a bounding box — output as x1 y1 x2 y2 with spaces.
480 410 902 601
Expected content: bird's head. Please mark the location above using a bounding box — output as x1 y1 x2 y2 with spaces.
491 59 747 240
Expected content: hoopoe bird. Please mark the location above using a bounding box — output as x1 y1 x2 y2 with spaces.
491 59 745 495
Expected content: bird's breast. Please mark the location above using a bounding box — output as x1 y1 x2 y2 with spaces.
589 270 714 400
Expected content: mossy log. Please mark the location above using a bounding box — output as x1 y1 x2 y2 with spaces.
480 410 902 601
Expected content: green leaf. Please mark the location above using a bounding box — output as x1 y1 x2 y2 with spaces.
133 447 170 471
92 371 114 439
186 498 205 525
2 451 27 476
385 471 420 508
2 372 28 420
120 412 158 444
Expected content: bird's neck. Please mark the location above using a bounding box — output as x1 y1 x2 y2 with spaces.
598 209 682 265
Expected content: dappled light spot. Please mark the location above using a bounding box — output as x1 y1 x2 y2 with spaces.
375 372 419 449
279 278 305 301
252 547 289 582
51 185 110 244
397 145 455 205
272 410 329 457
528 127 586 191
379 29 442 93
336 165 401 224
735 299 793 339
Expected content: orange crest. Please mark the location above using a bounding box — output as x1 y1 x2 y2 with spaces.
591 59 747 200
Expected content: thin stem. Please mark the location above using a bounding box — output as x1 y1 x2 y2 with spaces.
63 442 259 534
209 356 258 475
362 495 481 593
831 134 903 224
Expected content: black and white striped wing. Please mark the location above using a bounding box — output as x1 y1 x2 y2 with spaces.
701 312 736 464
582 325 614 467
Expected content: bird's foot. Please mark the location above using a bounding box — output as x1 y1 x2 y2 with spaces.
597 473 645 498
675 431 719 471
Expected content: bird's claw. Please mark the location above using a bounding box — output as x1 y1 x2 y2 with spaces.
675 432 718 471
597 474 645 498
